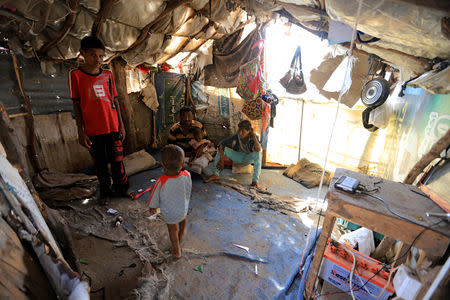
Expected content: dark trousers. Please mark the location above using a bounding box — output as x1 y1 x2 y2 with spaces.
89 132 128 195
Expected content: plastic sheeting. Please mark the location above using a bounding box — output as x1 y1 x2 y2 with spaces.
174 14 209 37
11 0 69 23
122 34 165 67
408 65 450 95
129 167 311 299
3 0 245 65
326 0 450 59
109 0 166 29
100 19 141 52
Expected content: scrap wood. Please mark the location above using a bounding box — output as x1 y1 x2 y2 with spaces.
214 180 298 215
183 249 268 263
403 128 450 184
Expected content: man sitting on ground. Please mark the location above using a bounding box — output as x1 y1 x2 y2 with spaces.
168 106 207 158
206 120 263 189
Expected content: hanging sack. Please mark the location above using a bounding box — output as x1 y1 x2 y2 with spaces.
279 46 307 95
241 95 265 120
237 40 266 101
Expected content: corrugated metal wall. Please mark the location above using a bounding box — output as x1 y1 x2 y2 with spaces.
0 54 73 115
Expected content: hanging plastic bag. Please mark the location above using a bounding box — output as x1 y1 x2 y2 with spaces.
323 55 357 95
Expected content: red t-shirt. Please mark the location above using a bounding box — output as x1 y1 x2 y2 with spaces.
68 68 119 136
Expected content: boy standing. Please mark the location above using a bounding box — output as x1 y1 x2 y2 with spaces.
68 36 129 204
148 145 192 258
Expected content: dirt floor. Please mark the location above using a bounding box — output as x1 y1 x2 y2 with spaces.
54 166 330 299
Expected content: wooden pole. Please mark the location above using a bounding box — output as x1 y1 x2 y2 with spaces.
403 128 450 184
297 99 305 162
38 0 79 54
0 102 30 175
110 57 138 153
91 0 117 37
10 51 41 173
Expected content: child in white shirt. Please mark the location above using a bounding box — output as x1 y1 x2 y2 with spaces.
148 145 192 258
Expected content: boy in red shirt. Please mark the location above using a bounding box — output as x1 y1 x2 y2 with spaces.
68 36 129 204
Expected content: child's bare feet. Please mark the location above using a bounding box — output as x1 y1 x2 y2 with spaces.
171 246 182 258
167 224 182 258
204 175 220 182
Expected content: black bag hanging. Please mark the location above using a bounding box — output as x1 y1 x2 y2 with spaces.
279 46 307 95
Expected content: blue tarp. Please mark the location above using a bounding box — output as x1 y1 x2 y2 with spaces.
129 166 314 298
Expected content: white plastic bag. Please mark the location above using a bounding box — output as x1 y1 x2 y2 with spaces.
323 55 357 95
338 227 375 255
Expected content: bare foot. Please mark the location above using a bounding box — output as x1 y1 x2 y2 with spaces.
204 175 221 183
251 181 263 190
171 247 182 258
167 223 182 258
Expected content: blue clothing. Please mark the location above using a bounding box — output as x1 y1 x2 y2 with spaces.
212 147 262 182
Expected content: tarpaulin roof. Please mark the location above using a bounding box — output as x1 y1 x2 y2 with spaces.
0 0 448 75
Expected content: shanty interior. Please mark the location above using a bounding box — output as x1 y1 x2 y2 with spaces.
0 1 449 299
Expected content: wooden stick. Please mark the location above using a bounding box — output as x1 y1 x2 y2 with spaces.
157 37 191 65
0 103 46 216
0 102 29 175
110 57 138 153
38 0 79 54
403 128 450 184
180 37 212 64
10 51 41 173
91 0 117 37
31 1 52 34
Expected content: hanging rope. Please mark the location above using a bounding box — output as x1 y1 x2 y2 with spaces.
297 0 364 298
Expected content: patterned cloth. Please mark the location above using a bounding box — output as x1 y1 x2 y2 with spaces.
168 121 207 154
147 170 192 224
89 132 128 194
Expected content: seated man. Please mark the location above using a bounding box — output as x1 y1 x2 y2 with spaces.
168 106 207 158
207 120 263 189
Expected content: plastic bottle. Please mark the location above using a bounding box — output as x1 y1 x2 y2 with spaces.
115 215 123 227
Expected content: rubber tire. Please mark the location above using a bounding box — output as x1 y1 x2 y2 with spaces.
362 107 379 132
361 78 390 108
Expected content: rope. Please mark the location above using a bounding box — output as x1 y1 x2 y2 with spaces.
297 0 364 298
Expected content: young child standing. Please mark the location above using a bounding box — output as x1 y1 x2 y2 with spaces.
68 36 129 204
148 145 192 258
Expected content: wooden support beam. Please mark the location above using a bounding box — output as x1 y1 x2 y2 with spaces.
0 102 29 175
10 51 41 173
157 38 192 65
180 37 212 64
403 128 450 184
110 57 138 154
31 1 52 34
442 17 450 40
371 236 396 261
38 0 79 54
392 241 410 267
91 0 117 37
